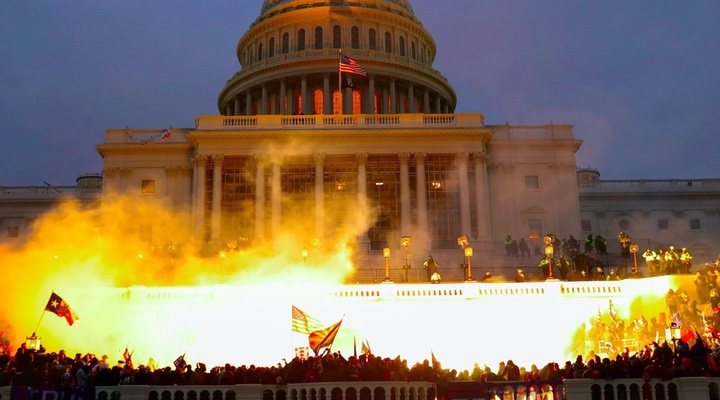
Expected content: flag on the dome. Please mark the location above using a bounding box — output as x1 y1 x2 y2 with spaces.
44 292 79 326
339 53 367 76
292 305 324 334
309 318 343 355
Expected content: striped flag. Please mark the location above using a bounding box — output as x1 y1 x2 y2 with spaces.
339 53 368 76
309 319 343 355
292 305 324 334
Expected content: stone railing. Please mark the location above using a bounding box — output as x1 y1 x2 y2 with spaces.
578 179 720 193
0 185 79 198
5 378 718 400
489 124 575 140
194 113 484 131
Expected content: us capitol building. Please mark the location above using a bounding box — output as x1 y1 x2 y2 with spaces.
1 0 718 276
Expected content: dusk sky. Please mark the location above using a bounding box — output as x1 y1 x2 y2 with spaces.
1 0 718 186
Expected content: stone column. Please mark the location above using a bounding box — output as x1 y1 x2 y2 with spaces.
165 167 179 211
323 73 331 115
399 152 411 236
211 155 224 244
389 79 397 114
261 84 268 114
225 103 231 116
271 158 282 237
408 84 415 113
415 153 429 239
234 94 241 115
356 153 369 246
102 167 120 197
287 87 295 114
301 75 308 115
457 152 472 236
279 79 287 115
245 91 252 115
344 79 352 115
270 92 277 114
366 74 375 114
119 168 132 193
473 151 492 241
314 153 325 240
193 155 208 241
435 96 441 114
423 90 430 114
254 155 267 241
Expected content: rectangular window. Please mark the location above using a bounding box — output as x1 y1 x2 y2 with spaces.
527 218 543 240
141 179 156 194
658 219 669 230
581 220 592 232
7 226 19 238
525 175 539 190
689 218 701 231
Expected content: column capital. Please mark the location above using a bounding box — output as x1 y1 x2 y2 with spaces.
254 154 270 164
119 167 133 178
399 152 411 163
104 166 120 177
193 154 208 166
456 152 469 163
472 151 487 163
355 152 368 164
211 154 225 165
414 152 427 164
313 153 326 165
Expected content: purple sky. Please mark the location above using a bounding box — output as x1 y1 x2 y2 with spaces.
1 0 718 185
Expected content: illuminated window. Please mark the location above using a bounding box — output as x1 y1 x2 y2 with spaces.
141 179 156 194
333 25 341 48
426 155 461 248
658 219 669 230
7 226 19 238
369 28 377 50
384 32 392 53
313 89 323 114
525 175 539 190
351 26 359 49
352 89 361 114
690 218 701 230
221 157 255 243
528 218 543 240
315 26 323 49
297 29 306 50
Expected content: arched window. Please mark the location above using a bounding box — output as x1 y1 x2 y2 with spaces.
315 26 323 49
384 32 392 53
297 29 306 51
269 37 275 58
411 41 416 59
351 26 359 49
369 28 377 50
399 36 405 56
333 25 341 48
313 89 324 114
282 33 289 53
258 42 263 61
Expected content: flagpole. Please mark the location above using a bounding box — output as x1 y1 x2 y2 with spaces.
33 310 47 336
338 49 343 115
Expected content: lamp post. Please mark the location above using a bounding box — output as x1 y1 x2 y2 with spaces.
544 234 556 280
400 236 412 282
629 242 639 274
464 246 475 281
383 247 392 282
301 248 308 265
25 333 41 351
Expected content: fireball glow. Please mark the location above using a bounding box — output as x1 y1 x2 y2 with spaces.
0 195 685 373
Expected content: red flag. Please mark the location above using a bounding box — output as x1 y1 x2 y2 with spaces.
309 319 343 355
44 292 78 326
123 347 134 368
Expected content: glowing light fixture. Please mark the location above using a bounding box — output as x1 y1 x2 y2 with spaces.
383 247 392 282
464 246 475 281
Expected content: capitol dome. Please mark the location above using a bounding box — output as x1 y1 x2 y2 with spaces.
218 0 455 116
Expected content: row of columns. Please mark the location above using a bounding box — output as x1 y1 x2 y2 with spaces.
191 152 491 246
224 74 451 116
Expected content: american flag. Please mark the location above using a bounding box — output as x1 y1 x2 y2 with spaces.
292 305 324 334
339 53 368 76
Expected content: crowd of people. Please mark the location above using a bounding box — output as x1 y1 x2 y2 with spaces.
4 278 720 389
